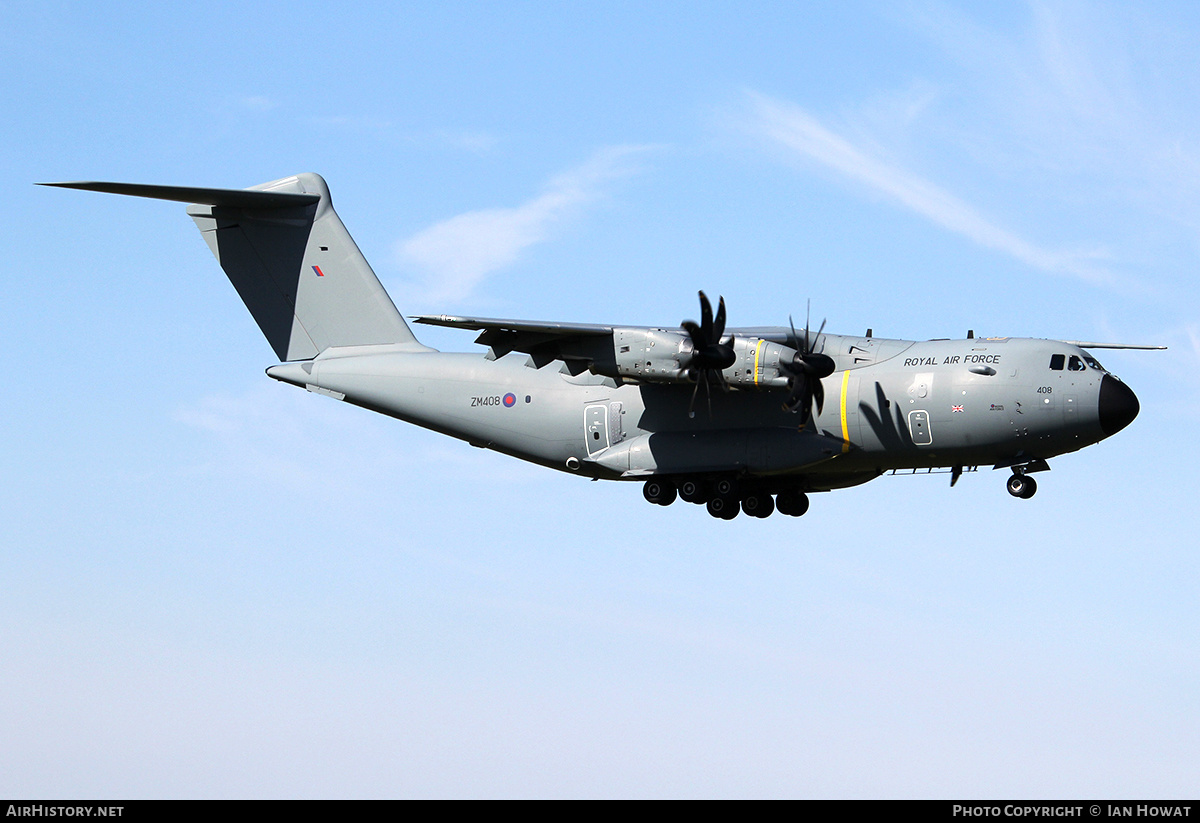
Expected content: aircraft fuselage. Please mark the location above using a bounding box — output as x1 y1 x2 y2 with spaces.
267 333 1138 494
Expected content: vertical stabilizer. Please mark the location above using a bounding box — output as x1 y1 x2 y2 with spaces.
43 173 428 360
187 173 426 360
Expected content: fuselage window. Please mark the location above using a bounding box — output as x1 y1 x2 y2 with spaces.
1050 354 1065 370
1068 355 1086 371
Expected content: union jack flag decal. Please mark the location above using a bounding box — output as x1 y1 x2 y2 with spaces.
952 405 964 412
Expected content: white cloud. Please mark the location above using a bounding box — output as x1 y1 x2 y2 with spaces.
239 95 277 112
434 130 499 154
909 2 1200 236
742 90 1115 287
395 145 654 303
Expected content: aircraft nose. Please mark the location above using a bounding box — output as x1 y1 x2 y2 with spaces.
1099 374 1139 436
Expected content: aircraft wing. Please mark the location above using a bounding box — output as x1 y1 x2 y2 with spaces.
412 314 614 336
411 316 814 376
1061 341 1167 350
411 314 615 366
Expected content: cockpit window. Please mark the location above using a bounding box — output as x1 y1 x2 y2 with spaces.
1050 354 1065 371
1068 355 1086 371
1083 355 1105 371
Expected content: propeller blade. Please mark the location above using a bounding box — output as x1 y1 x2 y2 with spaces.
714 368 730 393
779 301 835 421
782 378 801 413
796 382 814 426
804 301 811 355
699 291 713 340
679 291 741 418
713 296 727 341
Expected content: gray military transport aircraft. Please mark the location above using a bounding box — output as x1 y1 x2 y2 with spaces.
43 173 1164 520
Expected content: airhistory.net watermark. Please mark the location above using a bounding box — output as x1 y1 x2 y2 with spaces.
6 807 123 817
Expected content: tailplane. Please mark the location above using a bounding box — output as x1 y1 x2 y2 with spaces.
42 173 428 360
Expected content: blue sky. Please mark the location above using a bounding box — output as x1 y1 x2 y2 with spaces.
3 0 1197 798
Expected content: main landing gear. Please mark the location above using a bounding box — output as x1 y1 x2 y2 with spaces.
642 478 677 506
642 477 809 520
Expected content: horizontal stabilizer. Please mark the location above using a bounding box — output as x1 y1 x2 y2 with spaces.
38 181 319 209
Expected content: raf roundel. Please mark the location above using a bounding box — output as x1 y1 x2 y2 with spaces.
503 392 516 408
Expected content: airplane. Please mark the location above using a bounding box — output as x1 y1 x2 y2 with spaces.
41 173 1165 520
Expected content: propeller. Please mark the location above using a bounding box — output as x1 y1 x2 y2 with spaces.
681 291 737 417
780 301 836 426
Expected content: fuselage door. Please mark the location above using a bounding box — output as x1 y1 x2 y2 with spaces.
585 403 610 456
908 410 933 446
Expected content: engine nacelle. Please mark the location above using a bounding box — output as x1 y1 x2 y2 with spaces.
718 336 795 389
594 328 796 388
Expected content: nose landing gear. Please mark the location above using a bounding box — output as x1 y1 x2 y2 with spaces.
1006 472 1037 499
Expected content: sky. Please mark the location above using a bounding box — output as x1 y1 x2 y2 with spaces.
2 0 1198 798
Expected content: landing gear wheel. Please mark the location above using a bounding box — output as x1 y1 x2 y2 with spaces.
1007 474 1037 499
643 479 677 506
679 479 708 504
776 490 810 517
706 495 740 519
741 493 775 518
712 477 738 498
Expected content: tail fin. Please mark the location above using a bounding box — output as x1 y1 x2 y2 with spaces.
43 173 427 360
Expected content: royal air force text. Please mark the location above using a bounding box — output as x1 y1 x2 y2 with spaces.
904 355 1002 367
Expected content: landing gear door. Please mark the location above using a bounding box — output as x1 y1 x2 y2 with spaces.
585 404 610 456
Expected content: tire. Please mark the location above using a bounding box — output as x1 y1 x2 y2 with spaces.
706 495 739 519
1007 474 1033 498
741 493 775 518
679 479 708 504
643 479 676 506
776 490 810 517
713 477 738 498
